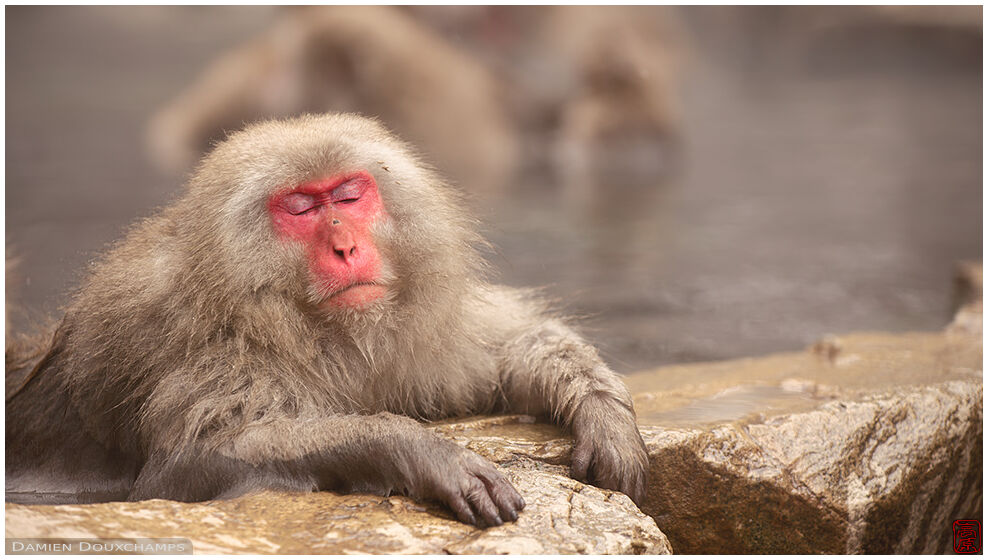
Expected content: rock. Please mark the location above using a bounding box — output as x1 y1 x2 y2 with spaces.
446 284 983 553
641 379 982 554
4 467 671 555
442 371 980 555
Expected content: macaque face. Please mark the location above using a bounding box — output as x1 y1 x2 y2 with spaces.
268 170 388 309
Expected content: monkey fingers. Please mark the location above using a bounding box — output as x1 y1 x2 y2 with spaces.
570 405 649 506
449 459 524 528
596 440 647 506
446 490 480 527
462 476 504 527
476 465 526 522
571 432 648 505
436 473 508 528
415 444 524 528
570 437 595 481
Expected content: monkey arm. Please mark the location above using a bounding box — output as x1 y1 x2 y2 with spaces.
498 318 634 422
489 291 649 505
130 412 523 527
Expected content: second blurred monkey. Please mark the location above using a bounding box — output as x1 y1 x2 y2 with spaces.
147 6 686 194
147 6 519 192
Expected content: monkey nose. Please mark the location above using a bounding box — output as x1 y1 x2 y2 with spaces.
333 244 357 261
331 233 358 262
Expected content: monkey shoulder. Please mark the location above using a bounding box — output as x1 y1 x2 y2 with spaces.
468 283 557 337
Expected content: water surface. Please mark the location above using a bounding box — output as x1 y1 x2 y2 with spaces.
6 7 982 373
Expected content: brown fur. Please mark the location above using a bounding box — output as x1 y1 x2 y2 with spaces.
147 6 518 192
7 113 646 525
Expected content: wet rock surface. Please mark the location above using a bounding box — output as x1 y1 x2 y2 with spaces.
4 467 670 555
455 282 983 553
446 377 981 553
641 379 982 553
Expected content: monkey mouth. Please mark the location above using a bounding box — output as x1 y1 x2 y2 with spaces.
323 282 387 309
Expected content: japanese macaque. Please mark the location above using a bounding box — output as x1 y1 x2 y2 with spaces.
406 6 686 183
148 7 687 196
539 6 686 183
146 6 518 193
7 114 648 527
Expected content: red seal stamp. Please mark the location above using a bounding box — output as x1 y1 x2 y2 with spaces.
953 519 982 554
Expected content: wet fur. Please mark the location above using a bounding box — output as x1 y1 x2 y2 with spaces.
6 113 646 522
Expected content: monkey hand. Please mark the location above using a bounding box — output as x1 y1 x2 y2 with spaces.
570 396 649 506
407 437 526 528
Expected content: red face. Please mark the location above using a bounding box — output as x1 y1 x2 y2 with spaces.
269 170 388 310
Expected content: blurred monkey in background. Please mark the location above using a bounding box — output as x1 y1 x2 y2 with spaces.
146 6 686 194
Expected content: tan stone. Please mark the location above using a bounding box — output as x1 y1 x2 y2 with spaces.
5 467 671 555
450 280 984 553
640 379 982 553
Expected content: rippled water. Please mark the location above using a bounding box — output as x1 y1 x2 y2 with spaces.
7 7 982 374
483 8 982 370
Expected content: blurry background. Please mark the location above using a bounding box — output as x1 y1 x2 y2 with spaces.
6 6 982 372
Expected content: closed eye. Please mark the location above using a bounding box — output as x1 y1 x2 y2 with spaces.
330 180 364 204
282 193 318 215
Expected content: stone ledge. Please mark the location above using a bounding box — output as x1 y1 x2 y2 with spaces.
641 378 982 553
5 466 671 555
446 275 983 553
439 372 981 553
